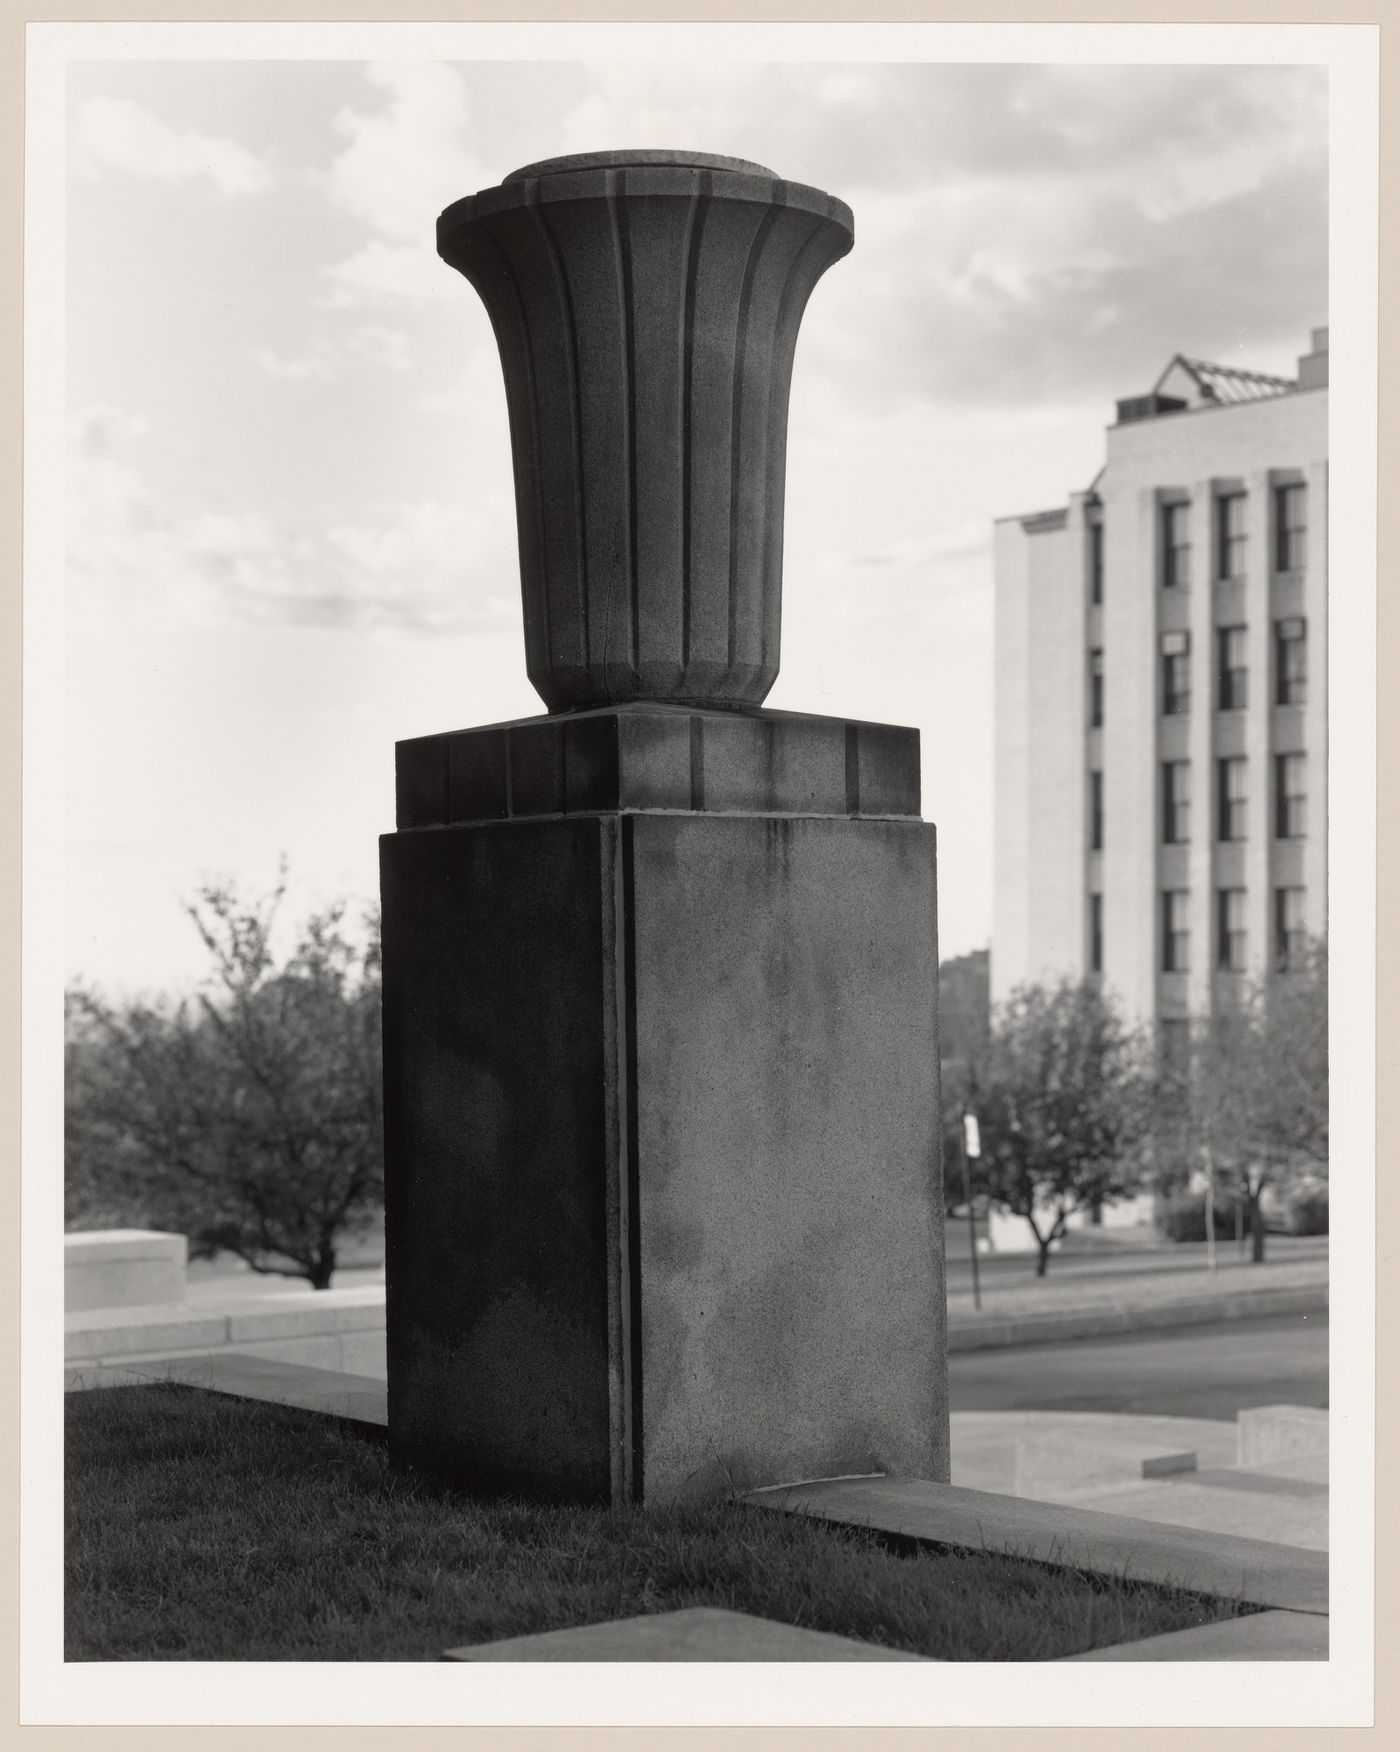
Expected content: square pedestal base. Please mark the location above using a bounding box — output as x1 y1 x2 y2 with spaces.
381 808 947 1503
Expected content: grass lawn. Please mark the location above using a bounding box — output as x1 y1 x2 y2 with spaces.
67 1386 1253 1662
945 1252 1328 1322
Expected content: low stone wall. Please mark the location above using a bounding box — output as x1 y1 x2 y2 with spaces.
65 1285 387 1378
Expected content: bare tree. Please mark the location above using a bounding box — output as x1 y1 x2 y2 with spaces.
66 873 383 1289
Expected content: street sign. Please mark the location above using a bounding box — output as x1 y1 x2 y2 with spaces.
963 1113 982 1158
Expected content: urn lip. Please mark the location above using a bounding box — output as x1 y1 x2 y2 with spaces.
503 148 778 182
439 151 854 258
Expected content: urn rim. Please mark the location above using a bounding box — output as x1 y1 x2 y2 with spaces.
503 148 779 182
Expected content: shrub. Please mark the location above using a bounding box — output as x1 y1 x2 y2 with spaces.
1286 1183 1329 1236
1157 1193 1208 1243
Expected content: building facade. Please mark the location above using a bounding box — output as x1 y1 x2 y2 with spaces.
992 329 1328 1050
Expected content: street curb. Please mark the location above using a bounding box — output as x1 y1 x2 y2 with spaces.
946 1283 1327 1353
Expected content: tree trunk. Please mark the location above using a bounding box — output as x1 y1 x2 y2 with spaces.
1035 1233 1054 1277
308 1251 336 1290
1245 1189 1267 1264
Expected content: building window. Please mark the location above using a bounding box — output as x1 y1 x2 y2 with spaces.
1217 757 1247 842
1088 519 1104 606
1162 890 1190 973
1217 888 1247 972
1276 617 1307 706
1162 502 1191 589
1089 770 1104 850
1217 492 1247 581
1216 625 1248 711
1089 893 1103 974
1161 632 1190 715
1162 760 1190 844
1089 648 1104 728
1275 886 1307 970
1276 753 1307 839
1275 483 1307 573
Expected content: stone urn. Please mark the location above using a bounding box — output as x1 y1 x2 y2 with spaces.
437 149 854 712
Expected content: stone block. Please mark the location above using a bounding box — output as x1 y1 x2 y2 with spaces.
380 808 946 1505
394 704 921 829
444 1606 928 1662
1237 1404 1328 1466
64 1229 188 1312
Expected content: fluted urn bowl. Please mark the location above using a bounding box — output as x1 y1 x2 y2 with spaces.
438 150 854 712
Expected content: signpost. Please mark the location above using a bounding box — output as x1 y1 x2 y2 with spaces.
961 1112 982 1312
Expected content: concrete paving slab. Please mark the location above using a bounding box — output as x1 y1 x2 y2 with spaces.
744 1476 1328 1614
1015 1431 1196 1502
1068 1475 1328 1552
950 1411 1237 1497
1065 1607 1327 1662
444 1607 929 1662
63 1353 388 1429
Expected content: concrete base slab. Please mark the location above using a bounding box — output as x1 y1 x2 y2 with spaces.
64 1352 388 1429
744 1475 1327 1614
1065 1607 1327 1662
444 1607 928 1662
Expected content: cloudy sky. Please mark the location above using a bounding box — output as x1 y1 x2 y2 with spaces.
59 51 1328 997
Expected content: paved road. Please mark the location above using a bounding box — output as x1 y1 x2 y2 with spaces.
948 1311 1328 1423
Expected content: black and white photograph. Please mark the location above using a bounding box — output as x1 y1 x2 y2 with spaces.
21 15 1378 1733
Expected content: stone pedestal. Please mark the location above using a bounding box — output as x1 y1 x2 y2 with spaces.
381 706 948 1503
381 150 947 1505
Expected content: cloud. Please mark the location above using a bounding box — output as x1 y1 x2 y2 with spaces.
545 61 1326 412
817 151 1327 413
321 238 459 308
250 325 412 382
74 95 273 197
65 404 517 636
317 62 491 304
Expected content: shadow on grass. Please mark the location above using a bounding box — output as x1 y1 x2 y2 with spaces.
67 1384 1253 1662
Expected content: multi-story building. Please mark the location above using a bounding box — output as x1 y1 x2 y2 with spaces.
992 329 1328 1056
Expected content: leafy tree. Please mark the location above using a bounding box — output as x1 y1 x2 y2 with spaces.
65 874 383 1289
1169 939 1328 1263
965 979 1153 1276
